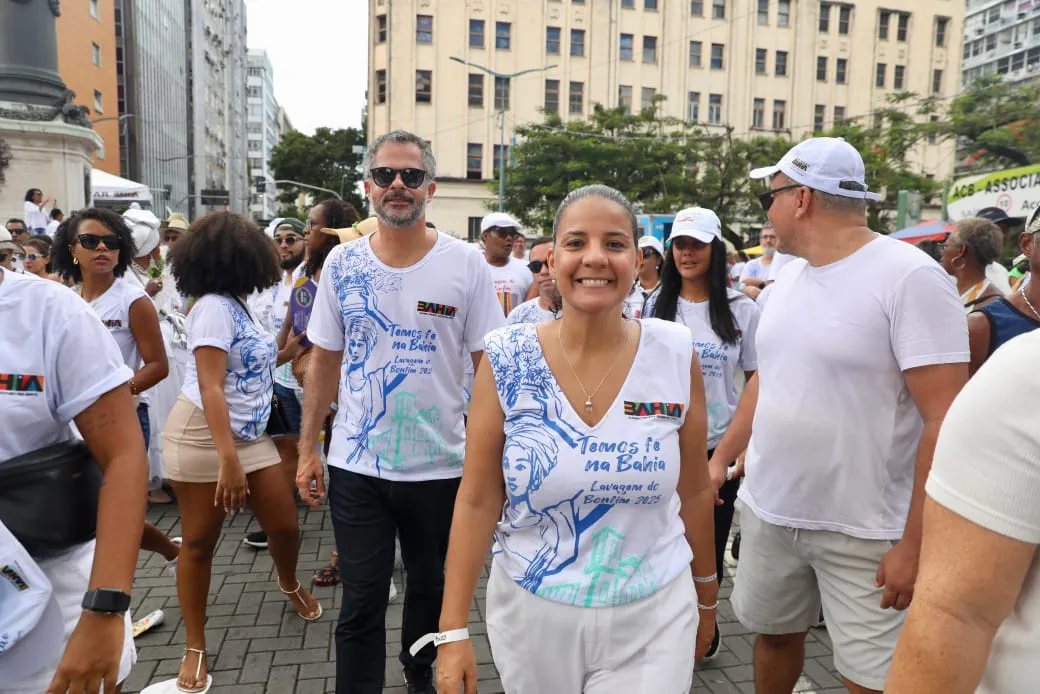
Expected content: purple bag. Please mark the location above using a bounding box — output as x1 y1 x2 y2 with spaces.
290 276 317 349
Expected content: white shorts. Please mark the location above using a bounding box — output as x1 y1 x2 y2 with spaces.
731 503 904 691
1 541 136 694
486 558 697 693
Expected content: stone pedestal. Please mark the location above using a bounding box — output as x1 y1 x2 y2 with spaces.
0 115 101 219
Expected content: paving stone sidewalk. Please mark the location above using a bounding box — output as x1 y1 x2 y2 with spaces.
124 506 846 693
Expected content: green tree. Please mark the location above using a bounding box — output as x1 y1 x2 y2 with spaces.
268 127 366 214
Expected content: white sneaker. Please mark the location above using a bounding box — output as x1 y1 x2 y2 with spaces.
389 578 398 602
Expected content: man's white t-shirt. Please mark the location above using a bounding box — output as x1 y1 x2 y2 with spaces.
986 261 1012 296
739 257 771 283
507 297 555 325
927 329 1040 694
271 265 305 391
307 232 506 481
180 294 278 441
0 269 132 462
650 290 761 449
487 257 533 317
81 278 149 373
739 235 969 539
766 252 796 281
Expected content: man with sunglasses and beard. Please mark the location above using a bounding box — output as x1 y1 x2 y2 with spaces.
480 212 532 318
297 130 504 694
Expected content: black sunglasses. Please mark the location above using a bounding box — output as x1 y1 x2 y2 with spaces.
77 233 121 250
274 235 302 246
640 248 660 259
528 260 548 273
487 226 519 240
369 167 427 189
758 183 803 212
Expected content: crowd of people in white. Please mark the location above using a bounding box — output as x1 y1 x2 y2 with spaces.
1 130 1039 694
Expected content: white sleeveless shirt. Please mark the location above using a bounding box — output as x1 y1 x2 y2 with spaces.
485 318 695 608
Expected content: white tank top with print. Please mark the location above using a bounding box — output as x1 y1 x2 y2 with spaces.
485 318 694 608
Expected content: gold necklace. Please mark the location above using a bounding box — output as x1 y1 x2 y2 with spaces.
557 320 631 415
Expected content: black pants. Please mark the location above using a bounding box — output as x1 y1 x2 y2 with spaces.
328 466 461 694
714 477 740 585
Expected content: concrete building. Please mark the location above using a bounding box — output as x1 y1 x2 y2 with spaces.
113 0 191 215
368 0 963 238
247 50 281 221
186 0 249 217
961 0 1040 87
56 0 120 174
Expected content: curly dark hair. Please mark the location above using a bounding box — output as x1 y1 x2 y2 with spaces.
304 199 361 278
169 211 281 298
51 208 136 283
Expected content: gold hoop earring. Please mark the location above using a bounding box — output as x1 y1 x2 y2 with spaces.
952 258 965 271
73 256 79 265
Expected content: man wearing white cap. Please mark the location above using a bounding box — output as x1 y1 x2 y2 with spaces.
480 211 532 317
636 235 664 302
707 137 969 693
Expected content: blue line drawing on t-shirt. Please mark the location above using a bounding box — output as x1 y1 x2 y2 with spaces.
341 314 389 467
227 299 276 439
487 324 616 597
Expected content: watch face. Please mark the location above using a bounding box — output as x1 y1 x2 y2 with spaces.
83 589 131 613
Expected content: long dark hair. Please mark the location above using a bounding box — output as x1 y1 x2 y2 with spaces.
651 237 740 344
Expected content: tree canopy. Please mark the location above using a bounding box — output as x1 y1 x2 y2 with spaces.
268 127 366 216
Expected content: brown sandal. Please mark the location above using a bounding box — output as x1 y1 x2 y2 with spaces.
312 552 339 587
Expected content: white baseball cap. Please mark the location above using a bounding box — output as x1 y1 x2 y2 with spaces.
637 235 664 257
480 212 522 233
750 137 882 201
0 521 65 682
669 207 722 244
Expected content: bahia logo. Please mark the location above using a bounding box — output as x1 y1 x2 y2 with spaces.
416 301 458 319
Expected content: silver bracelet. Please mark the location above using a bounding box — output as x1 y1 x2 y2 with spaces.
697 601 719 611
692 575 718 584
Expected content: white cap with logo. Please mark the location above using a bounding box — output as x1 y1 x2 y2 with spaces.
669 207 722 244
480 212 523 233
750 137 882 201
637 235 664 258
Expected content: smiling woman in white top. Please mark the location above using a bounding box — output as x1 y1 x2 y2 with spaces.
646 206 760 661
434 185 718 694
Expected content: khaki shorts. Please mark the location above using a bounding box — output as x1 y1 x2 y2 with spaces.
161 396 280 483
731 502 905 691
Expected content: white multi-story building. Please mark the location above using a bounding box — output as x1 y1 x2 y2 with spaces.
368 0 964 239
247 50 282 221
187 0 248 217
961 0 1040 88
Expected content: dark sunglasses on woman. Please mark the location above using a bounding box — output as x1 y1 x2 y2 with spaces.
77 234 121 250
369 167 427 189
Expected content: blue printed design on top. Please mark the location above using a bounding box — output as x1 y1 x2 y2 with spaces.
225 298 278 440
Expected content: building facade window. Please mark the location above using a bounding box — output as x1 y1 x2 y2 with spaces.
416 14 433 43
467 143 483 180
689 41 702 67
571 29 586 56
772 100 786 130
569 81 584 114
90 0 99 19
836 58 847 83
931 69 943 94
496 21 511 50
935 17 948 47
377 14 387 42
752 98 765 128
894 64 905 89
645 0 658 9
708 94 722 124
415 70 432 103
817 56 828 81
814 104 826 131
93 89 103 113
470 19 485 48
879 11 890 40
775 50 788 76
834 105 846 123
876 62 886 87
620 34 634 61
619 85 633 112
711 43 724 69
755 48 767 74
838 5 851 35
819 2 830 32
687 91 700 122
92 42 101 66
691 0 704 16
778 0 790 27
758 0 769 25
643 36 657 63
495 76 510 109
545 79 560 113
376 69 387 104
641 87 656 111
547 26 561 54
468 74 483 107
897 12 909 41
622 0 634 6
929 115 939 144
468 217 482 243
493 145 509 177
712 0 725 19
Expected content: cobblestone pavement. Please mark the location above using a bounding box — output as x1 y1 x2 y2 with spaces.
125 505 846 693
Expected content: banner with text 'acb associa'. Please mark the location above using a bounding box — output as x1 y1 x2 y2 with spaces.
947 163 1040 222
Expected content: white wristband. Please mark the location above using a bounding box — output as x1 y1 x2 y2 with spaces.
409 627 470 656
726 465 737 481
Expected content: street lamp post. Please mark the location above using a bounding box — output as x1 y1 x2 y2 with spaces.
449 57 556 211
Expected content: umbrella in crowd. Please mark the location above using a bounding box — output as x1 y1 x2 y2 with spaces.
889 220 956 244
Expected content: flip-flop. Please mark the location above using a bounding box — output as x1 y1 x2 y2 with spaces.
132 609 165 638
140 675 212 694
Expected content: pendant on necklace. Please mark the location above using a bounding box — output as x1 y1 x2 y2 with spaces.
584 398 593 413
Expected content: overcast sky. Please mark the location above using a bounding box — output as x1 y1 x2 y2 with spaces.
245 0 368 135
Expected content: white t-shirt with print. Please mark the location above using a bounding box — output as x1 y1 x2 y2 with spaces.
926 329 1040 694
0 269 132 463
623 283 645 318
272 266 305 390
307 232 506 481
646 290 760 449
739 235 969 539
488 257 533 318
180 294 278 441
739 257 771 283
486 319 694 607
81 278 149 373
507 298 555 325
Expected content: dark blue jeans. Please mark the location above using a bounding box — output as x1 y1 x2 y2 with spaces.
137 402 150 452
328 466 460 694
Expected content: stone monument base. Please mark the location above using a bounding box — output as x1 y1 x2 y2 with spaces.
0 113 100 222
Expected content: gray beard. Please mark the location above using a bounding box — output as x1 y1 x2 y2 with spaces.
375 195 426 229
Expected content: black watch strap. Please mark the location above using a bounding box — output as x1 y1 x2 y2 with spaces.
82 588 132 614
